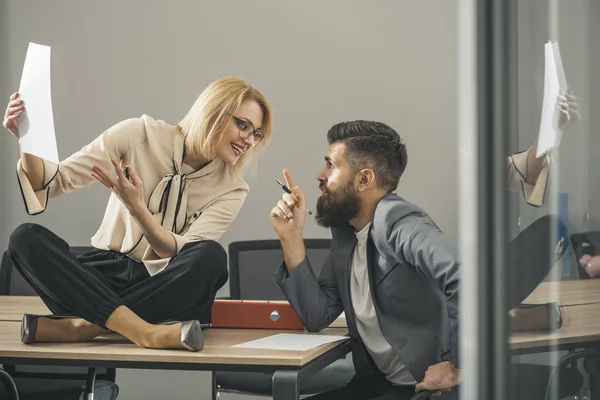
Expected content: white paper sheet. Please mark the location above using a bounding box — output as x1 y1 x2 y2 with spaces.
17 42 59 163
552 41 567 89
232 334 348 351
536 41 567 158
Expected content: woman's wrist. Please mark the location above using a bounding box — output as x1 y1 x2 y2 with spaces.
129 200 149 219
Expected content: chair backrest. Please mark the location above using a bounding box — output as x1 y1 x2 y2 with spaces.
228 239 331 300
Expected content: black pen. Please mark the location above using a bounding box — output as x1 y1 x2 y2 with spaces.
124 165 130 180
276 179 313 215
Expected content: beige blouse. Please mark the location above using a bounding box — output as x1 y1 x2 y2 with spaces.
17 115 249 276
507 146 550 207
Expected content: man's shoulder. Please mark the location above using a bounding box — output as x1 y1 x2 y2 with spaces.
370 193 446 259
374 192 431 226
371 192 443 245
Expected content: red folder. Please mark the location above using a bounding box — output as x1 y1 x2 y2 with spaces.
210 300 305 330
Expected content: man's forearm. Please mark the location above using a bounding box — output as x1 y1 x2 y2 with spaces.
131 205 178 259
280 234 306 275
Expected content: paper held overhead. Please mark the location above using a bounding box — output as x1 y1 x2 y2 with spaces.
17 42 60 164
536 41 568 158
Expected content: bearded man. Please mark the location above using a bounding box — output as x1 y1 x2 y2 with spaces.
269 121 461 400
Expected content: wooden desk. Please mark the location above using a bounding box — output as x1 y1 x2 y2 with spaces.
510 303 600 353
0 297 350 400
3 293 599 383
0 321 348 367
510 280 600 353
523 280 600 306
0 296 49 321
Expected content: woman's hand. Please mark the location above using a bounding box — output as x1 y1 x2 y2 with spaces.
558 89 580 128
91 160 146 216
3 92 24 139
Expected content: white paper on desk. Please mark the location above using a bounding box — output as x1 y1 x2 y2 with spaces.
536 41 567 158
17 42 59 164
232 334 348 351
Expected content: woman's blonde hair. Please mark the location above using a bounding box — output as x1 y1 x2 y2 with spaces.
178 76 273 174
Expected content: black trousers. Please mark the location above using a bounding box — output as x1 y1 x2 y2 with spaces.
7 223 228 329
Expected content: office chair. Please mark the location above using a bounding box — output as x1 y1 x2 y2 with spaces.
212 239 355 399
0 369 19 400
0 246 118 400
546 350 600 400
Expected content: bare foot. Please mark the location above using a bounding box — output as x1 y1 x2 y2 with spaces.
35 318 109 342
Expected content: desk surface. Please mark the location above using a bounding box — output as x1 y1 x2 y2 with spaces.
2 289 600 355
0 321 348 367
523 279 600 306
0 296 50 321
0 297 349 367
510 303 600 350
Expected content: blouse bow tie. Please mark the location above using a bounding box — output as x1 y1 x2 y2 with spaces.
148 170 189 234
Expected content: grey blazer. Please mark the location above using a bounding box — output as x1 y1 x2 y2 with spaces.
275 192 460 382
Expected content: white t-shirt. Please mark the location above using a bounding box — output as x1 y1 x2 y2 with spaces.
350 222 416 386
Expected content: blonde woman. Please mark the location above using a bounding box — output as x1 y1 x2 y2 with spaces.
2 76 272 351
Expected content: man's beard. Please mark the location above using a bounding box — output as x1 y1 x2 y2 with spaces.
315 180 360 228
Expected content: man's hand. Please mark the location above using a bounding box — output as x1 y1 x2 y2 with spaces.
270 169 307 273
415 361 461 396
580 254 600 278
270 169 307 240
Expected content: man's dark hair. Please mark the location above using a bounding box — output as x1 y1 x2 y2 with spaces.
327 120 408 191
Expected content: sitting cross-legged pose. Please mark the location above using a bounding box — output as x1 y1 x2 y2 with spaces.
2 76 272 351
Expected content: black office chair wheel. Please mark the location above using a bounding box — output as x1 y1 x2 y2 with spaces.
410 390 436 400
0 369 19 400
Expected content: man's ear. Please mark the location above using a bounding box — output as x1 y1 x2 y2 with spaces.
356 169 376 192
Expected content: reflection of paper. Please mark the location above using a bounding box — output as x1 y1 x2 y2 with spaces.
232 334 348 351
17 42 59 163
552 42 567 89
536 41 567 158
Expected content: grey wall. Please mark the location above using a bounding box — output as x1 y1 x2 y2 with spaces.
0 1 458 398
